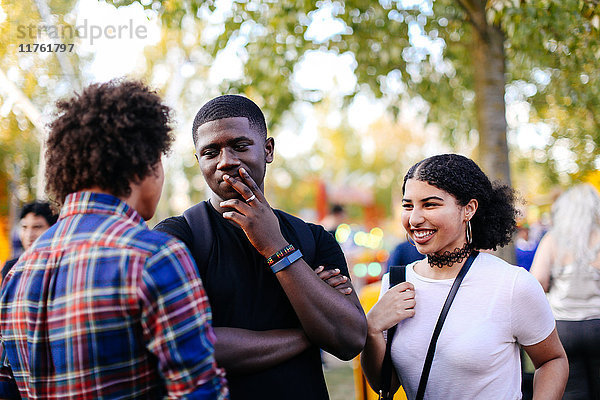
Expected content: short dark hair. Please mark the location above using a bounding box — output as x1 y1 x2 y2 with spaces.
402 154 519 250
19 201 58 226
45 79 174 205
192 95 267 146
330 204 345 214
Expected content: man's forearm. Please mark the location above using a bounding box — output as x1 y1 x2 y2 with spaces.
214 327 311 375
275 260 367 360
214 172 367 360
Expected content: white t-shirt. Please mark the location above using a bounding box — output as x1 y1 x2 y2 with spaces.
379 252 555 400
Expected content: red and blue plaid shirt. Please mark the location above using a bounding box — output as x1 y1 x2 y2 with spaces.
0 192 228 399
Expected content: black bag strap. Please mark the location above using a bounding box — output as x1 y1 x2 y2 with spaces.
182 202 318 277
415 251 478 400
274 209 317 266
183 201 214 278
380 265 406 400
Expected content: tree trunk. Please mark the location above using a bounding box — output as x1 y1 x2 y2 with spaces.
471 14 510 183
464 0 515 263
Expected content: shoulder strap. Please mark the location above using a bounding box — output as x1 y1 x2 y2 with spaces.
183 201 213 278
276 210 317 266
415 251 478 400
389 265 407 288
380 265 406 399
183 205 317 276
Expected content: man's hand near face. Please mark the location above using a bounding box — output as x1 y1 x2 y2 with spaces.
218 168 288 258
218 167 367 361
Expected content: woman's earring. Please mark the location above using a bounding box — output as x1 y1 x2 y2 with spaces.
466 220 472 245
406 232 416 247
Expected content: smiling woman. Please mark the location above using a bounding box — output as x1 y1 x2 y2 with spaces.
360 154 569 400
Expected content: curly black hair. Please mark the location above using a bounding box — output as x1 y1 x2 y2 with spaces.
192 95 267 147
402 154 519 250
20 201 58 226
45 79 173 205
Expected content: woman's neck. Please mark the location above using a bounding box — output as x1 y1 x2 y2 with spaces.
413 243 473 280
414 259 466 280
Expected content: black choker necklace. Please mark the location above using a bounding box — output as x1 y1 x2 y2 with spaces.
427 243 472 268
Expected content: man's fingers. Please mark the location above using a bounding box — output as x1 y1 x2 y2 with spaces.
223 174 256 201
222 211 245 226
317 267 341 280
220 199 250 214
326 275 348 287
339 287 353 295
239 168 266 203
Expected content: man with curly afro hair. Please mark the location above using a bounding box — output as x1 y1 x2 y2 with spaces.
0 79 228 399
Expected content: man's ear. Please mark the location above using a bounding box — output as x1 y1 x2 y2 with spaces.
265 137 274 164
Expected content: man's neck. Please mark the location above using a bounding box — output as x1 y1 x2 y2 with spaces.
208 193 232 215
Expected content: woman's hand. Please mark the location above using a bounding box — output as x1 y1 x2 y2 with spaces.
367 282 416 334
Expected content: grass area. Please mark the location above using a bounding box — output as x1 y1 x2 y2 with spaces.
324 362 356 400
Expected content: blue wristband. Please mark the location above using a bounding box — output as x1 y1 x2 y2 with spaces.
270 249 303 273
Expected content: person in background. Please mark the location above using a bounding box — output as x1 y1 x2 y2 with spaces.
515 224 538 271
9 227 23 261
386 239 425 272
321 204 347 237
0 79 227 399
530 183 600 400
1 201 58 280
360 154 568 400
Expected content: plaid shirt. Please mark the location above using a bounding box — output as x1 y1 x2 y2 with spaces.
0 192 228 399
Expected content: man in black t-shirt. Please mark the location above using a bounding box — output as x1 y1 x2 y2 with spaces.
155 95 367 399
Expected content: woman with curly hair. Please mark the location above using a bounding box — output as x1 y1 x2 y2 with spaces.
530 183 600 399
360 154 567 400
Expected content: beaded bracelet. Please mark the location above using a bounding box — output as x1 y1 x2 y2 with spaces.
270 249 303 274
266 244 296 267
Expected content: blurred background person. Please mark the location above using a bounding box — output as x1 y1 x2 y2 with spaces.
321 204 348 237
1 201 57 280
386 239 425 272
514 224 538 271
530 183 600 400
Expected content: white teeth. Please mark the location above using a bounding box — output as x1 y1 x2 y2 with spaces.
413 230 435 238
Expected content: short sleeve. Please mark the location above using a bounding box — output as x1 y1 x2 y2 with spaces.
379 273 390 300
153 216 193 251
309 223 351 277
511 268 556 346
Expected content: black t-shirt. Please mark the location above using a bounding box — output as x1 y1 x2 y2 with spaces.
1 258 18 280
154 203 349 400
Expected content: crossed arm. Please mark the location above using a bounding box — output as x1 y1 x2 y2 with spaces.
213 267 359 375
212 168 366 372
